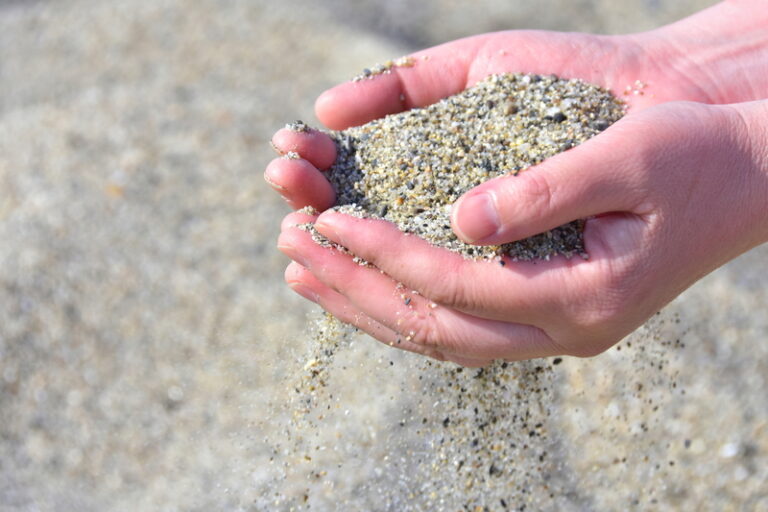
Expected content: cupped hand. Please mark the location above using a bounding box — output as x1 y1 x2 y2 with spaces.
268 3 768 365
278 99 768 366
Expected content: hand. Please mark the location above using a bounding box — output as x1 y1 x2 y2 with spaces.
268 2 768 366
278 99 768 366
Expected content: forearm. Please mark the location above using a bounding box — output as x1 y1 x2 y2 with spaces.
630 0 768 104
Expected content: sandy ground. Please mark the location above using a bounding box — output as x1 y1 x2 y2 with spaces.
1 0 766 510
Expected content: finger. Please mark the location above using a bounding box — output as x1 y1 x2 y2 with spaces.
271 127 337 170
312 211 584 324
287 262 491 367
264 156 335 211
450 119 648 245
315 35 488 130
314 31 636 130
280 210 319 232
278 226 560 361
284 261 449 362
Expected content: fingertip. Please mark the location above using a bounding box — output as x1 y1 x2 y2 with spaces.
264 158 289 190
280 210 319 231
264 156 336 211
276 227 302 254
286 272 321 304
450 191 501 245
271 127 337 170
284 260 308 283
270 128 298 155
314 208 345 231
314 89 344 130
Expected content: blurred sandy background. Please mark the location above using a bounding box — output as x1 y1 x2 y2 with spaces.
1 0 766 510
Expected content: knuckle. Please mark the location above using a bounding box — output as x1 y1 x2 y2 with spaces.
580 292 626 331
578 259 638 328
516 171 556 213
556 265 635 347
400 312 454 352
405 316 441 349
424 281 462 310
420 259 475 310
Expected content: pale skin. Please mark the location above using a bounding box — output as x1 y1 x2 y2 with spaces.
266 0 768 367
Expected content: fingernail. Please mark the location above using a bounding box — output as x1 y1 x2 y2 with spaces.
452 193 500 243
269 140 284 155
288 281 320 303
264 173 287 192
315 213 344 244
277 243 309 268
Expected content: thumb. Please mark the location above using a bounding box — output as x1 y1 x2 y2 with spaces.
450 128 644 245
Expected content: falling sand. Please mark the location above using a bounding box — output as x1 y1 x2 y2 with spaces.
265 73 687 511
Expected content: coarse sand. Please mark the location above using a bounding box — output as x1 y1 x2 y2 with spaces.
307 73 625 261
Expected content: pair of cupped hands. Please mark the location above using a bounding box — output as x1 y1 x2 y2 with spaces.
266 0 768 367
